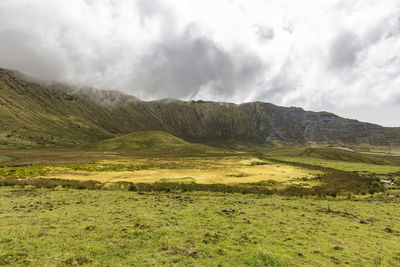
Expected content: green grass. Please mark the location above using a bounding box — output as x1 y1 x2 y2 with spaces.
247 250 287 266
0 187 400 266
58 162 154 172
0 165 47 178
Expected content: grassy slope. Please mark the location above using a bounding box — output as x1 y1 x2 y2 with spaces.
260 147 393 164
1 188 400 266
0 70 163 148
0 70 117 148
257 147 400 174
92 131 217 153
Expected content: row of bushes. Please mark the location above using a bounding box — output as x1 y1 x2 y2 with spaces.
0 178 102 190
122 171 383 196
0 170 384 197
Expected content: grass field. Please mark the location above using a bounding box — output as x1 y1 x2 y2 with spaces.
1 187 400 266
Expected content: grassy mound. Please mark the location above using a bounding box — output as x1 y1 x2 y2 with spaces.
92 131 216 153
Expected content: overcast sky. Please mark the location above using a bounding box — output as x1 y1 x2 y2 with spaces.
1 0 400 126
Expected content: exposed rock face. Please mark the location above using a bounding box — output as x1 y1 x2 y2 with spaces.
1 68 399 149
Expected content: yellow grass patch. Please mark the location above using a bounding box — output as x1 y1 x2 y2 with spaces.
41 156 318 185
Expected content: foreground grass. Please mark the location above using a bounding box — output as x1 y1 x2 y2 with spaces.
1 187 400 266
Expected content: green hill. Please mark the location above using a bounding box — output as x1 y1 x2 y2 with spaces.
92 131 216 153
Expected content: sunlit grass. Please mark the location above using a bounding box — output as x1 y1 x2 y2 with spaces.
41 156 319 185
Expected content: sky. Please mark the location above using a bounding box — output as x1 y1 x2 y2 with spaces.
0 0 400 126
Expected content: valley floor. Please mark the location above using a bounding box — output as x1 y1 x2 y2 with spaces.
1 146 400 266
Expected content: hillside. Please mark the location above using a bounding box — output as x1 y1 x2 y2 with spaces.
259 147 395 165
1 68 400 149
92 131 216 153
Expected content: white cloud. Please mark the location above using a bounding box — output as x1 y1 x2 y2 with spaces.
0 0 399 126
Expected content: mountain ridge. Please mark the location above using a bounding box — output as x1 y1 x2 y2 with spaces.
1 67 399 150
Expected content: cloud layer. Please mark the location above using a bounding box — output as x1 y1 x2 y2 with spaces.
0 0 400 126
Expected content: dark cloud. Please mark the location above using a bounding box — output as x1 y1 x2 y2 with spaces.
132 24 267 100
135 0 173 27
0 30 66 80
136 0 164 18
329 31 362 70
255 25 274 42
253 58 301 105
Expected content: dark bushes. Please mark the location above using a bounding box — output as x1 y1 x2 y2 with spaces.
0 169 384 196
0 177 102 190
316 170 384 196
